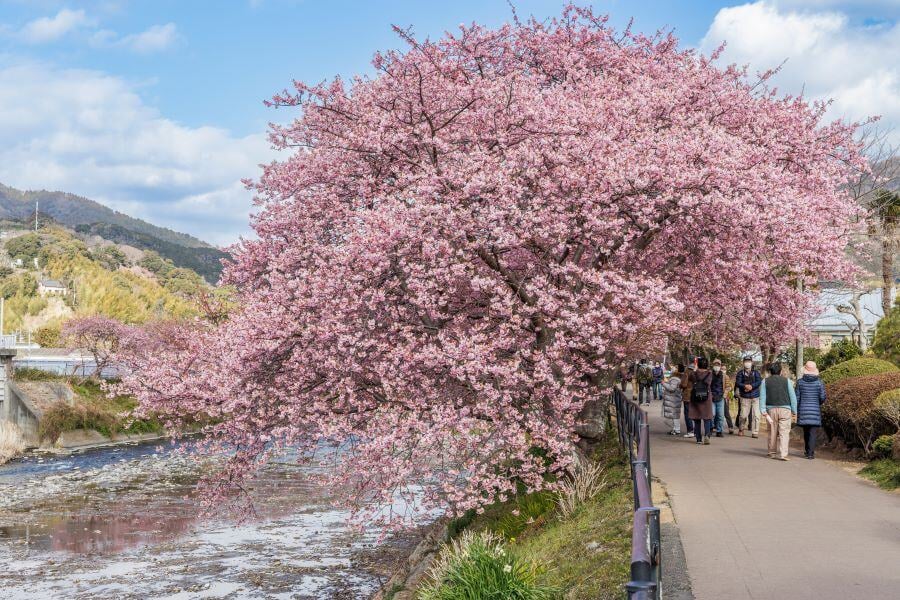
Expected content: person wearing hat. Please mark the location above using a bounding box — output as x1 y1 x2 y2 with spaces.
795 360 826 459
734 355 762 437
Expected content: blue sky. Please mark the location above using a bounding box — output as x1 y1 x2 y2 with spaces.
0 0 898 244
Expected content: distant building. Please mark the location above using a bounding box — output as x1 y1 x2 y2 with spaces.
808 285 894 349
38 279 68 296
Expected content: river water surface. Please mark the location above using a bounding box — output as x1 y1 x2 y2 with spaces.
0 440 431 599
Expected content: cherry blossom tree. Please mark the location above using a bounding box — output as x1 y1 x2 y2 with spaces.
115 6 866 524
62 315 133 378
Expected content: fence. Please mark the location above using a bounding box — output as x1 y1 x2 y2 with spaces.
611 386 662 600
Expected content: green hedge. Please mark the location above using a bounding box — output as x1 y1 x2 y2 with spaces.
824 372 900 454
820 357 898 385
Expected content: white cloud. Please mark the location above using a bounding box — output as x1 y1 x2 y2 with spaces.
0 60 278 245
701 1 900 140
114 23 179 54
20 8 93 43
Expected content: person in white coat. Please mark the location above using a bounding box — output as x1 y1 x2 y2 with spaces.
661 367 683 435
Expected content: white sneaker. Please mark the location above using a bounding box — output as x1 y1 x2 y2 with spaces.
683 433 694 438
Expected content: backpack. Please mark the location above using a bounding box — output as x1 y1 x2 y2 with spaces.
637 364 653 384
692 372 710 402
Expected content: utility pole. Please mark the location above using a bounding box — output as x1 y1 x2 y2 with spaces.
795 279 804 379
1 296 4 337
34 201 38 232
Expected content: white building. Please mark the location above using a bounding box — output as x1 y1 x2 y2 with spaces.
809 285 894 349
38 279 68 296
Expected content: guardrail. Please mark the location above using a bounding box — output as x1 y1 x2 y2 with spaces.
611 386 661 600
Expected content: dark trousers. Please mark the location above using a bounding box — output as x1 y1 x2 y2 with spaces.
639 383 653 404
693 419 712 442
802 425 818 457
683 403 693 433
723 398 734 429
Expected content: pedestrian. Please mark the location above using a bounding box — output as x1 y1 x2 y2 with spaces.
734 356 762 438
710 359 727 437
661 367 683 435
680 364 695 437
637 359 654 405
759 362 797 460
652 361 664 402
722 365 735 434
795 360 826 460
617 362 630 393
688 357 714 445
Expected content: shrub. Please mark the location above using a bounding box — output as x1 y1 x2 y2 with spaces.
418 531 557 600
819 338 862 370
820 357 898 385
874 388 900 432
873 300 900 365
0 421 26 464
873 435 894 459
34 325 61 348
39 401 117 442
824 372 900 454
556 460 608 519
859 458 900 490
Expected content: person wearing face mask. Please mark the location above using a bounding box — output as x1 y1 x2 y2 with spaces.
710 359 727 437
734 356 762 437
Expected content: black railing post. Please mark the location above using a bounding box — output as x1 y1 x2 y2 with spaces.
610 383 663 600
625 581 655 599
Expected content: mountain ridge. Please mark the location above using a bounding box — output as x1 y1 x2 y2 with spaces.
0 183 214 249
0 183 228 282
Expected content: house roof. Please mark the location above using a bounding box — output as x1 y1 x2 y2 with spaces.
809 287 893 333
40 279 65 288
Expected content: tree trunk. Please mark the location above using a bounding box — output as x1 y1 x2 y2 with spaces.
883 232 894 316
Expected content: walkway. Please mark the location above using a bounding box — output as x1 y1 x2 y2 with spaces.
645 406 900 600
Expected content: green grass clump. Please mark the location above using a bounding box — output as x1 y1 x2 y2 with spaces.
821 357 898 385
418 530 558 600
13 367 62 381
859 458 900 490
436 432 632 600
26 373 163 442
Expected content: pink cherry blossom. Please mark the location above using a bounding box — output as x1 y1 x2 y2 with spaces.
112 6 865 526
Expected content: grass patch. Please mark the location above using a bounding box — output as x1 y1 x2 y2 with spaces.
443 432 633 600
13 367 62 381
860 458 900 490
19 370 163 442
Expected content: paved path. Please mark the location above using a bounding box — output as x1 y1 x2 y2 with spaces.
644 403 900 600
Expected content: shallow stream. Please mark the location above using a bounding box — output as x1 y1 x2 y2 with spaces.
0 440 428 599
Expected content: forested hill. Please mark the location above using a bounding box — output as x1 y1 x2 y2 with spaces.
0 183 228 282
74 223 228 283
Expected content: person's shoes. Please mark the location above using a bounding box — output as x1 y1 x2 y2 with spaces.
696 440 703 445
777 456 789 461
716 432 724 438
683 433 694 438
738 431 744 437
728 429 735 435
751 434 759 439
703 436 711 445
667 430 678 436
807 454 815 460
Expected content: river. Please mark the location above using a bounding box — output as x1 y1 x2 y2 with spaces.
0 440 432 599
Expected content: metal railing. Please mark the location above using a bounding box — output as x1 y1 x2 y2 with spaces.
611 387 662 600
